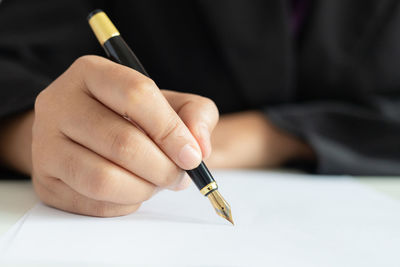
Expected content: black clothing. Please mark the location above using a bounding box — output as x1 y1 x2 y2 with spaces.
1 0 399 175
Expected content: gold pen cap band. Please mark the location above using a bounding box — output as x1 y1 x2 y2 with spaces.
200 181 218 196
88 10 120 45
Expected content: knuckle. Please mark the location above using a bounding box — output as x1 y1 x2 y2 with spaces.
87 166 114 200
155 115 182 145
200 96 219 120
134 78 157 94
125 78 157 103
72 55 96 69
70 55 105 78
106 60 126 79
70 56 88 71
108 128 138 160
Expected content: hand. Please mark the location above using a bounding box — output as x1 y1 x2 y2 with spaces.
30 56 218 217
205 111 314 169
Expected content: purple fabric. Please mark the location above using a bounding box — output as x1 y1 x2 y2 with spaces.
291 0 309 35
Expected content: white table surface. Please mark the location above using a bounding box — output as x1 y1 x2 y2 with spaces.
1 172 400 237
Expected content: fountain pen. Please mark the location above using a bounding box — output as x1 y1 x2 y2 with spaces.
87 9 234 225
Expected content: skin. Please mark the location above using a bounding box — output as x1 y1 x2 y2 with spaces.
205 111 315 169
0 55 314 217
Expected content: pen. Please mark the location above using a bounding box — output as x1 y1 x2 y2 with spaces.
87 9 234 225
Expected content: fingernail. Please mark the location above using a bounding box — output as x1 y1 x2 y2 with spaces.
198 124 211 159
174 174 192 191
179 144 202 169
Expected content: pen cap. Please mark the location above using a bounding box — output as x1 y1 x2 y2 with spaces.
88 9 149 76
88 9 120 45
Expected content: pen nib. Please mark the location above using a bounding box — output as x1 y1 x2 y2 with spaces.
207 190 234 225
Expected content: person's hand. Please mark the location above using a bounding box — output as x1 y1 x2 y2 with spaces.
30 55 218 217
205 111 314 169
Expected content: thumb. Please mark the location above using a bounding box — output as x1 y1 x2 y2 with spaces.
162 90 219 160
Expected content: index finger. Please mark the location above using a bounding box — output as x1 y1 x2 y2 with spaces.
71 55 202 170
162 90 219 159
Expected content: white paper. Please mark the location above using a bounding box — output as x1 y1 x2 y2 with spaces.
1 170 400 267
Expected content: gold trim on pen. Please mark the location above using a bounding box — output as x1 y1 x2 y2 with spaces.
200 181 218 196
88 11 120 45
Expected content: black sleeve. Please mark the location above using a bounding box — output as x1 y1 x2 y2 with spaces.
266 98 400 175
0 58 50 119
0 0 98 179
0 0 98 119
265 2 400 176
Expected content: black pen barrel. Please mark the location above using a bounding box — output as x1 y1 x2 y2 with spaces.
186 162 217 194
103 36 150 77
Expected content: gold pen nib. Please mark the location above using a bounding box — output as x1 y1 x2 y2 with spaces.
207 190 234 225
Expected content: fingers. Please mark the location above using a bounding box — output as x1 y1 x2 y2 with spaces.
32 176 141 217
162 90 219 159
31 55 219 218
72 56 202 170
56 91 186 190
36 134 157 205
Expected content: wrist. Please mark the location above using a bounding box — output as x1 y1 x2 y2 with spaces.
0 111 34 175
266 117 315 165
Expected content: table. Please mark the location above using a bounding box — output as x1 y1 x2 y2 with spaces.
1 173 400 236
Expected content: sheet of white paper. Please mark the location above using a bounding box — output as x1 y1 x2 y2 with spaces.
1 170 400 267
